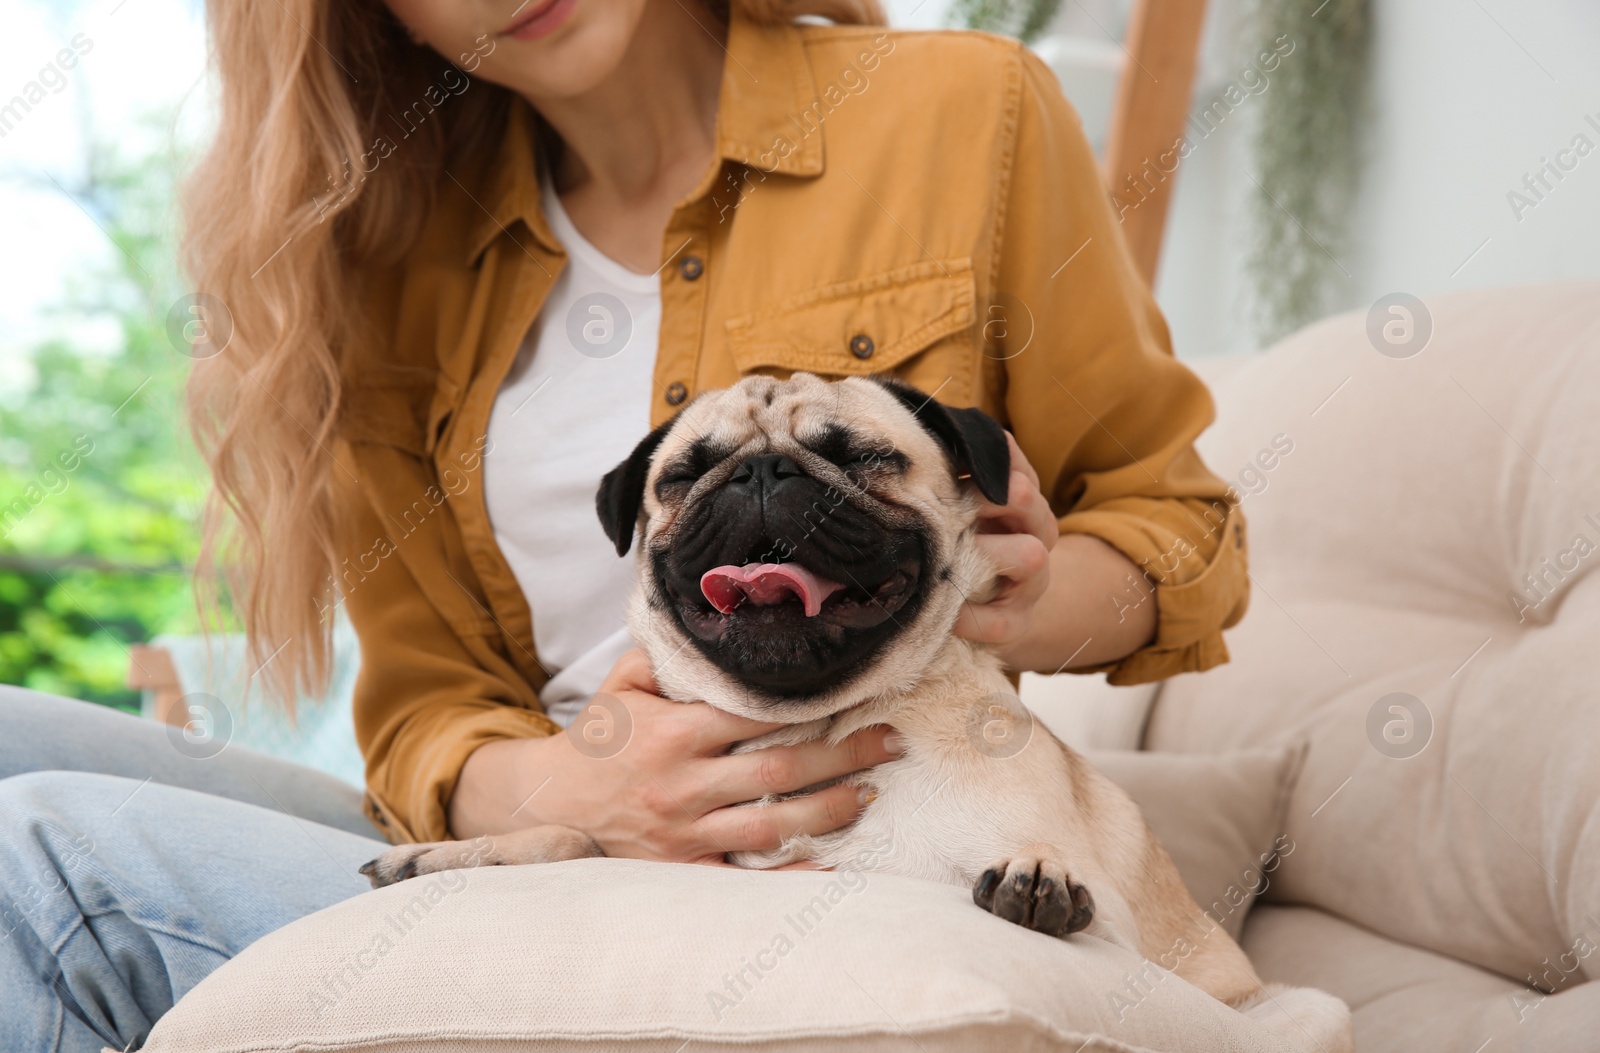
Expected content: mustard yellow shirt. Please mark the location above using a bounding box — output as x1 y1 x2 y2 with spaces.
334 13 1249 843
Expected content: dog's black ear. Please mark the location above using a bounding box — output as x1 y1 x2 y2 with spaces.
596 421 674 557
872 378 1011 505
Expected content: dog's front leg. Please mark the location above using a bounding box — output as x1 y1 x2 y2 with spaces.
360 825 602 889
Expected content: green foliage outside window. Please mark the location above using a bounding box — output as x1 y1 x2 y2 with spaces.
0 135 211 709
949 0 1064 44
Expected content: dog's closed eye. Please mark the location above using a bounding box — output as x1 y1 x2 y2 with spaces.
798 423 906 474
844 446 908 472
655 437 734 495
797 422 857 466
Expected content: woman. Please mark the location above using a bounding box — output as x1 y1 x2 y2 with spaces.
0 0 1247 1049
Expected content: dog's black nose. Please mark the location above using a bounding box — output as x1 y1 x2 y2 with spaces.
728 454 804 491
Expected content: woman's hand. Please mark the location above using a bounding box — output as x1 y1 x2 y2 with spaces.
448 650 902 865
953 432 1058 651
953 432 1159 673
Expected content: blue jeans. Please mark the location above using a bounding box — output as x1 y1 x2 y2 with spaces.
0 685 387 1053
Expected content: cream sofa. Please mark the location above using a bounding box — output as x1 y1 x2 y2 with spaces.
1139 281 1600 1051
142 284 1599 1052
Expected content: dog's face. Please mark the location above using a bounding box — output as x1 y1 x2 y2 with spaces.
596 373 1010 721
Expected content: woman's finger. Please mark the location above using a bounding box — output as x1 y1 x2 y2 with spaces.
597 648 660 694
973 533 1050 591
672 702 795 755
697 725 902 808
1005 431 1041 490
975 471 1057 548
696 780 869 853
953 597 1025 645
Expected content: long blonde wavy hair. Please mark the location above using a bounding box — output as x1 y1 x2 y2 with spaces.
182 0 885 704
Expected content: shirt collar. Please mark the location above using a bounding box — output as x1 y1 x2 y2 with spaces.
713 7 825 179
464 7 823 266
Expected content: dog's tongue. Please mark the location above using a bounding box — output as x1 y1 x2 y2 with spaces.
700 563 845 618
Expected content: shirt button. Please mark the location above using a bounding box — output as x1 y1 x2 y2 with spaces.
664 382 688 406
678 255 704 281
849 333 875 360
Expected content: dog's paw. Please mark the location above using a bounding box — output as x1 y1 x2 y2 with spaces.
359 841 484 889
972 853 1094 938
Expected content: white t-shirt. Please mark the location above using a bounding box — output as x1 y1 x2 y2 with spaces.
482 176 660 728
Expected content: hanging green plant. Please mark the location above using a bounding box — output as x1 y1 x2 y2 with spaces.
1246 0 1372 343
950 0 1064 44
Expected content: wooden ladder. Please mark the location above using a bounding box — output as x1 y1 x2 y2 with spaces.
1101 0 1211 285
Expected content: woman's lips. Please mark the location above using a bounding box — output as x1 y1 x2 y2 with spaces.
501 0 578 42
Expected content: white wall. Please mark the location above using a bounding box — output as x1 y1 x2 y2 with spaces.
1156 0 1600 358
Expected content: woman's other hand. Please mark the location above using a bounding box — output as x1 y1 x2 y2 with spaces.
953 432 1158 673
954 432 1058 651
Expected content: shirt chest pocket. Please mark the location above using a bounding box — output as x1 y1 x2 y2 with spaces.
723 258 978 398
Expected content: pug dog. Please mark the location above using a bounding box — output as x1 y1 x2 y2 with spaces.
363 373 1351 1052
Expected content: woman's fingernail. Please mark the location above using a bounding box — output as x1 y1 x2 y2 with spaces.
858 786 878 805
883 731 905 755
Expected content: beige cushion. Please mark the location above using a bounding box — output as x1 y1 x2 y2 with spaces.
1091 745 1304 941
1146 284 1600 1002
145 748 1306 1052
144 859 1301 1053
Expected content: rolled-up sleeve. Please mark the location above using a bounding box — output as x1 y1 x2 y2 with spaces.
995 49 1249 684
